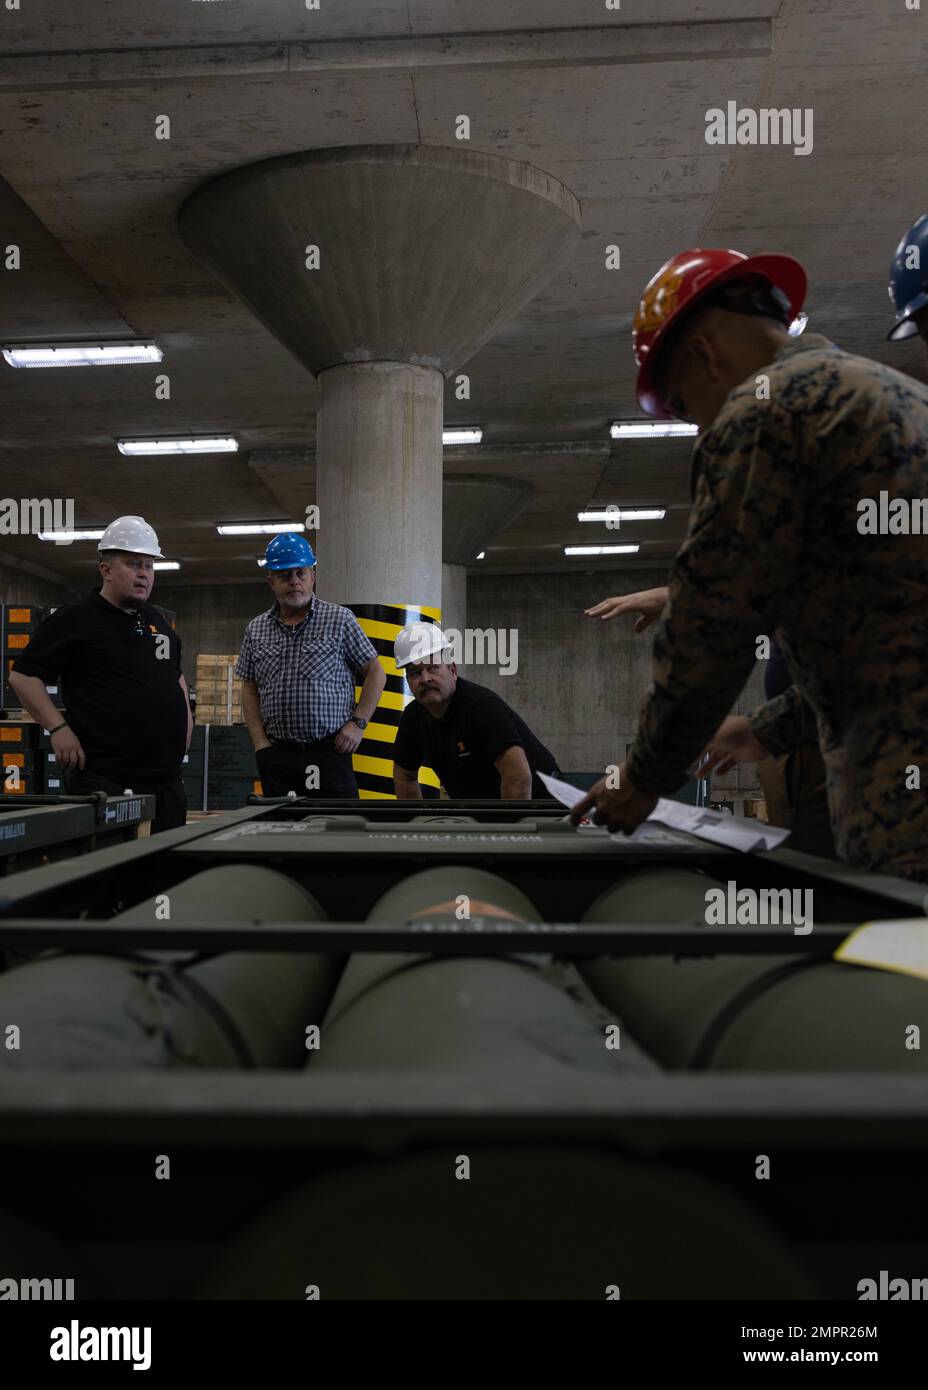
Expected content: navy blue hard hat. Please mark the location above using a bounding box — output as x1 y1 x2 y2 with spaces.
887 213 928 341
263 532 316 570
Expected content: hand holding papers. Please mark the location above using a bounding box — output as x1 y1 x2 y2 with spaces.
540 772 789 854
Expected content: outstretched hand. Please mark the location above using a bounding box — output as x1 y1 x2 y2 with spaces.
584 586 669 633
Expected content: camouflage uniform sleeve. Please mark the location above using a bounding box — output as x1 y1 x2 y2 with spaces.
749 685 820 753
625 398 805 794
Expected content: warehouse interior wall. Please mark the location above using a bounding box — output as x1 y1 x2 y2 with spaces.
0 559 76 610
464 570 766 787
4 566 766 790
154 582 270 673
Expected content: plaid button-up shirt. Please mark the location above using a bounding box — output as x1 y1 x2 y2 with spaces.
236 596 378 743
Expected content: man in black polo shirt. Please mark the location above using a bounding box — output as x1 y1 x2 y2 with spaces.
392 623 560 800
8 515 191 833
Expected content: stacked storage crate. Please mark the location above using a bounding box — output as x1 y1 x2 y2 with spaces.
191 655 258 808
1 604 64 713
0 719 39 796
194 655 243 726
36 727 66 795
182 725 207 812
207 725 260 808
2 606 65 795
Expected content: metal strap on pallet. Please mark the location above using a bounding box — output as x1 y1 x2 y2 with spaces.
0 918 855 954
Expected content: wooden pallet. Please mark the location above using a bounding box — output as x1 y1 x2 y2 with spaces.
194 654 242 725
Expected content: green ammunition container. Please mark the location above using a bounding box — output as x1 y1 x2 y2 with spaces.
199 1143 817 1300
579 869 928 1071
0 865 339 1070
310 865 658 1075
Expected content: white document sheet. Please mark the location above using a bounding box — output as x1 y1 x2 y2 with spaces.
539 772 790 854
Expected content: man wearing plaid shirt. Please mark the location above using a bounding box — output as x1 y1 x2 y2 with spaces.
236 533 385 797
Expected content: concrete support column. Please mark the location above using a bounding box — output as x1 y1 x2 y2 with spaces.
441 563 468 640
316 362 443 611
316 360 445 798
179 143 581 799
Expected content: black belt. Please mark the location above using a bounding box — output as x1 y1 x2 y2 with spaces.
271 738 333 752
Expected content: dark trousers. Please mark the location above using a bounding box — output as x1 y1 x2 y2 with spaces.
256 740 358 798
757 744 836 859
65 768 187 834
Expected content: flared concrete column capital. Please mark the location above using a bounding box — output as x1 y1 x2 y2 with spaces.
179 143 581 376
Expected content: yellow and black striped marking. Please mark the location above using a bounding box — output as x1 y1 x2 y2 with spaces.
351 602 442 800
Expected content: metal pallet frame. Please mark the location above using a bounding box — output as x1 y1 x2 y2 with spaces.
1 1071 926 1149
0 800 924 1147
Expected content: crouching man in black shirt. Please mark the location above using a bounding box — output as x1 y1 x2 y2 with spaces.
391 623 560 800
8 515 192 833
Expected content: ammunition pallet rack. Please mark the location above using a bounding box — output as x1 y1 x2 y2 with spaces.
0 792 155 876
0 799 925 1301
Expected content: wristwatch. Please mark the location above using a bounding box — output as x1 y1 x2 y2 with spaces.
350 715 368 730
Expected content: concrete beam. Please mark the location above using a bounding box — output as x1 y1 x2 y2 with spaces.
443 475 532 565
0 22 772 91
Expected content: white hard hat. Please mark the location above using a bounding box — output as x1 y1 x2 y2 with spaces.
97 515 163 558
394 622 451 669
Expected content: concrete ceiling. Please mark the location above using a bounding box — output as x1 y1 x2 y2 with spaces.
0 0 925 586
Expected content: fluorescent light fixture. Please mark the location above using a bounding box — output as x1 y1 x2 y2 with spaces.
610 420 698 439
118 436 239 456
37 528 106 543
788 312 808 337
564 545 640 557
3 341 162 369
216 522 304 536
257 559 267 568
476 551 486 560
442 428 483 445
578 508 665 523
153 561 180 571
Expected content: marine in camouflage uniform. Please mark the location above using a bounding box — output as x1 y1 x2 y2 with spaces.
625 333 928 882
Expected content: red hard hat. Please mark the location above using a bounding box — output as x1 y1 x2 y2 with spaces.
633 248 808 419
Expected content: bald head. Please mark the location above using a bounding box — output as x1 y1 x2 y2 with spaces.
659 305 791 431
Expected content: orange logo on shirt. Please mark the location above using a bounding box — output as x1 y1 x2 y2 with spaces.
148 624 159 635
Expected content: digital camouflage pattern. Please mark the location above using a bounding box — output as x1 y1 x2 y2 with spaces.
626 334 928 881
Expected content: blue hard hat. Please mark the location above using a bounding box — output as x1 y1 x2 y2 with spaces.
887 212 928 341
263 532 316 570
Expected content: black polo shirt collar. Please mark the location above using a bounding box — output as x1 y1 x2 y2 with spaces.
88 587 151 624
